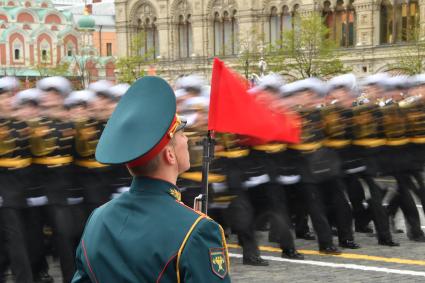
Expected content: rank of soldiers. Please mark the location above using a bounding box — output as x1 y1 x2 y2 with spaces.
1 72 425 282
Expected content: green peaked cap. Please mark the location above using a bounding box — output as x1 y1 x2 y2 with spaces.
95 76 176 164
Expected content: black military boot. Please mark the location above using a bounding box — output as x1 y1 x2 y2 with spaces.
281 249 304 260
296 231 316 240
378 239 400 247
339 240 361 249
242 254 269 266
319 245 342 255
34 271 54 283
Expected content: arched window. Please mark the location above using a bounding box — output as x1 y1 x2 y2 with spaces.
135 4 159 60
213 10 238 56
269 7 280 45
13 40 23 62
14 48 20 60
40 40 50 63
322 0 355 47
175 0 192 59
178 15 192 58
380 0 418 44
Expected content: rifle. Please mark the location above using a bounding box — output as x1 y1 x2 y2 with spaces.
194 130 215 214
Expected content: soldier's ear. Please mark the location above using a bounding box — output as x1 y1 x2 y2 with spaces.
163 144 177 166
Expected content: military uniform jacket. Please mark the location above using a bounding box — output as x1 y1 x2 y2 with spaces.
72 177 231 283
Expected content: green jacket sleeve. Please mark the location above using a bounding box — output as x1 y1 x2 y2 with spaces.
178 217 231 282
71 242 92 283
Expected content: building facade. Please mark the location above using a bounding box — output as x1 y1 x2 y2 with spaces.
0 0 115 84
115 0 425 80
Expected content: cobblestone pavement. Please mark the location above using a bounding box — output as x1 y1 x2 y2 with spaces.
7 221 425 283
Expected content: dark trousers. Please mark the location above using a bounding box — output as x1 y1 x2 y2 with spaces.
227 183 295 256
286 184 311 236
267 184 296 251
302 178 354 249
345 174 393 242
0 222 7 283
0 208 33 283
48 204 86 283
37 165 87 283
26 206 50 277
77 167 113 216
388 173 425 238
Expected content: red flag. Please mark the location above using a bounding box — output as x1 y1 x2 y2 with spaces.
208 58 300 143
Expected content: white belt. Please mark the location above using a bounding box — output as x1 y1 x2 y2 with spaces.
67 197 84 205
117 186 130 193
111 193 120 199
209 202 231 209
276 175 301 185
345 166 367 174
242 174 270 189
111 186 131 199
26 196 48 207
211 182 228 193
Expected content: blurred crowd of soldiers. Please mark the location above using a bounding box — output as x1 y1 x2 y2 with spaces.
0 77 131 283
175 72 425 267
2 71 425 282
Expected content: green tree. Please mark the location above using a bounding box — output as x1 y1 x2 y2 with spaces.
115 32 155 84
237 28 264 79
268 12 349 80
34 62 70 78
386 21 425 75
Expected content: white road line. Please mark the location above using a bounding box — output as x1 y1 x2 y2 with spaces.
229 253 425 277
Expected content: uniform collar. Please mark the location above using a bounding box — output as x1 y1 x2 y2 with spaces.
130 176 181 201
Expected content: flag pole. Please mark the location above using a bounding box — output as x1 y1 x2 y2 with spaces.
195 130 215 214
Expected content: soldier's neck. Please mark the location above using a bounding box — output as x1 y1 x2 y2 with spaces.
145 170 178 186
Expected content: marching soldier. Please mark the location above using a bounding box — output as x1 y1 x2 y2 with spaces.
0 77 35 283
72 76 230 282
377 76 425 241
14 88 54 283
35 76 81 283
324 74 398 246
405 74 425 216
280 78 359 254
247 74 305 260
82 80 117 212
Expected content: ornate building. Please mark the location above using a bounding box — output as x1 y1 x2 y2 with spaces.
0 0 115 84
115 0 425 80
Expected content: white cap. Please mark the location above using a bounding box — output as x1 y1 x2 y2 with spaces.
175 75 206 92
281 77 326 97
65 90 96 107
248 73 285 94
37 76 72 95
0 76 20 93
175 88 188 98
14 88 42 106
88 80 114 97
181 96 209 112
360 73 389 87
409 74 425 87
109 83 130 99
327 73 357 92
379 75 410 91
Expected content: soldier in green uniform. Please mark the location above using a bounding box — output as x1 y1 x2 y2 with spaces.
72 76 230 283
